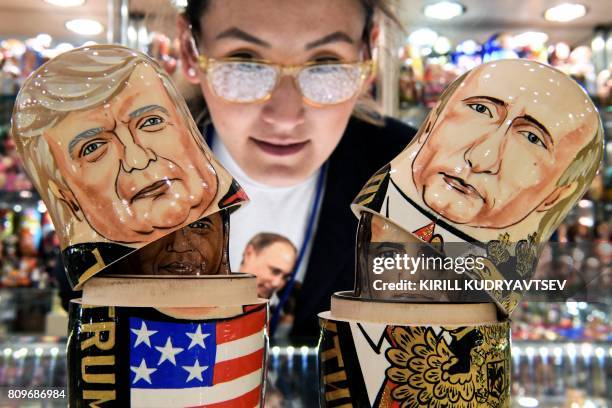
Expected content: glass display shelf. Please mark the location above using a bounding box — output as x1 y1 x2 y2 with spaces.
0 337 607 407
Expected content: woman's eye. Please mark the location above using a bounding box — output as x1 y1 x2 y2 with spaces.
139 116 164 129
228 51 257 59
80 141 106 157
312 55 341 63
520 131 546 149
467 103 492 118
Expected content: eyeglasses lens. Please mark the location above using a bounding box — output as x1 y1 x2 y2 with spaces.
298 64 363 105
209 61 277 103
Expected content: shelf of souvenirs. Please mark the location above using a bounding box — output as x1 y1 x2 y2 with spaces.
0 192 57 290
511 302 610 343
0 33 179 122
396 34 612 134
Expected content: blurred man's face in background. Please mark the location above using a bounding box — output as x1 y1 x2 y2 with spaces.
240 241 296 298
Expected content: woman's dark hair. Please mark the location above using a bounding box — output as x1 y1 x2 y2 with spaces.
185 0 398 54
183 0 209 42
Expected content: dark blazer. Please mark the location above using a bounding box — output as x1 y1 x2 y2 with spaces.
289 116 416 343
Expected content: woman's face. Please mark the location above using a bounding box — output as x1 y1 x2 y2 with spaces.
184 0 367 186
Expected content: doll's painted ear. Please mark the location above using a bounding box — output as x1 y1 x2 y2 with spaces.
49 180 82 221
536 182 578 212
177 15 201 84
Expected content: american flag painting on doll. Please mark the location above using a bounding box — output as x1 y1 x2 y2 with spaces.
129 305 266 407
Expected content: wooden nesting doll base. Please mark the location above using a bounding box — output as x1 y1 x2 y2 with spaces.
82 273 259 308
318 293 510 408
69 275 268 407
329 291 498 325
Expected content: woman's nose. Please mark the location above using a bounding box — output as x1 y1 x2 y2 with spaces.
260 75 306 132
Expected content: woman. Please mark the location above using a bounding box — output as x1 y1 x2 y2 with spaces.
177 0 416 343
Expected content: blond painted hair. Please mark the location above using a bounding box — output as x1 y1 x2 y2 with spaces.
11 45 207 244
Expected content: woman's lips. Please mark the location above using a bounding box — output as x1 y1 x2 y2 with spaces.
250 138 309 156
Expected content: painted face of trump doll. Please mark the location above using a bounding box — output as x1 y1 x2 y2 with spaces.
11 45 247 288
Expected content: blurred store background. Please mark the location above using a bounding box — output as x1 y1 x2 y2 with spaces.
0 0 609 406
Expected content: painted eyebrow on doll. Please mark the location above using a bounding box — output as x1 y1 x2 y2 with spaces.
68 127 104 156
516 114 553 146
462 95 506 107
129 104 169 119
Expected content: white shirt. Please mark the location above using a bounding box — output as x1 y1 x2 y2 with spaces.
212 137 321 282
